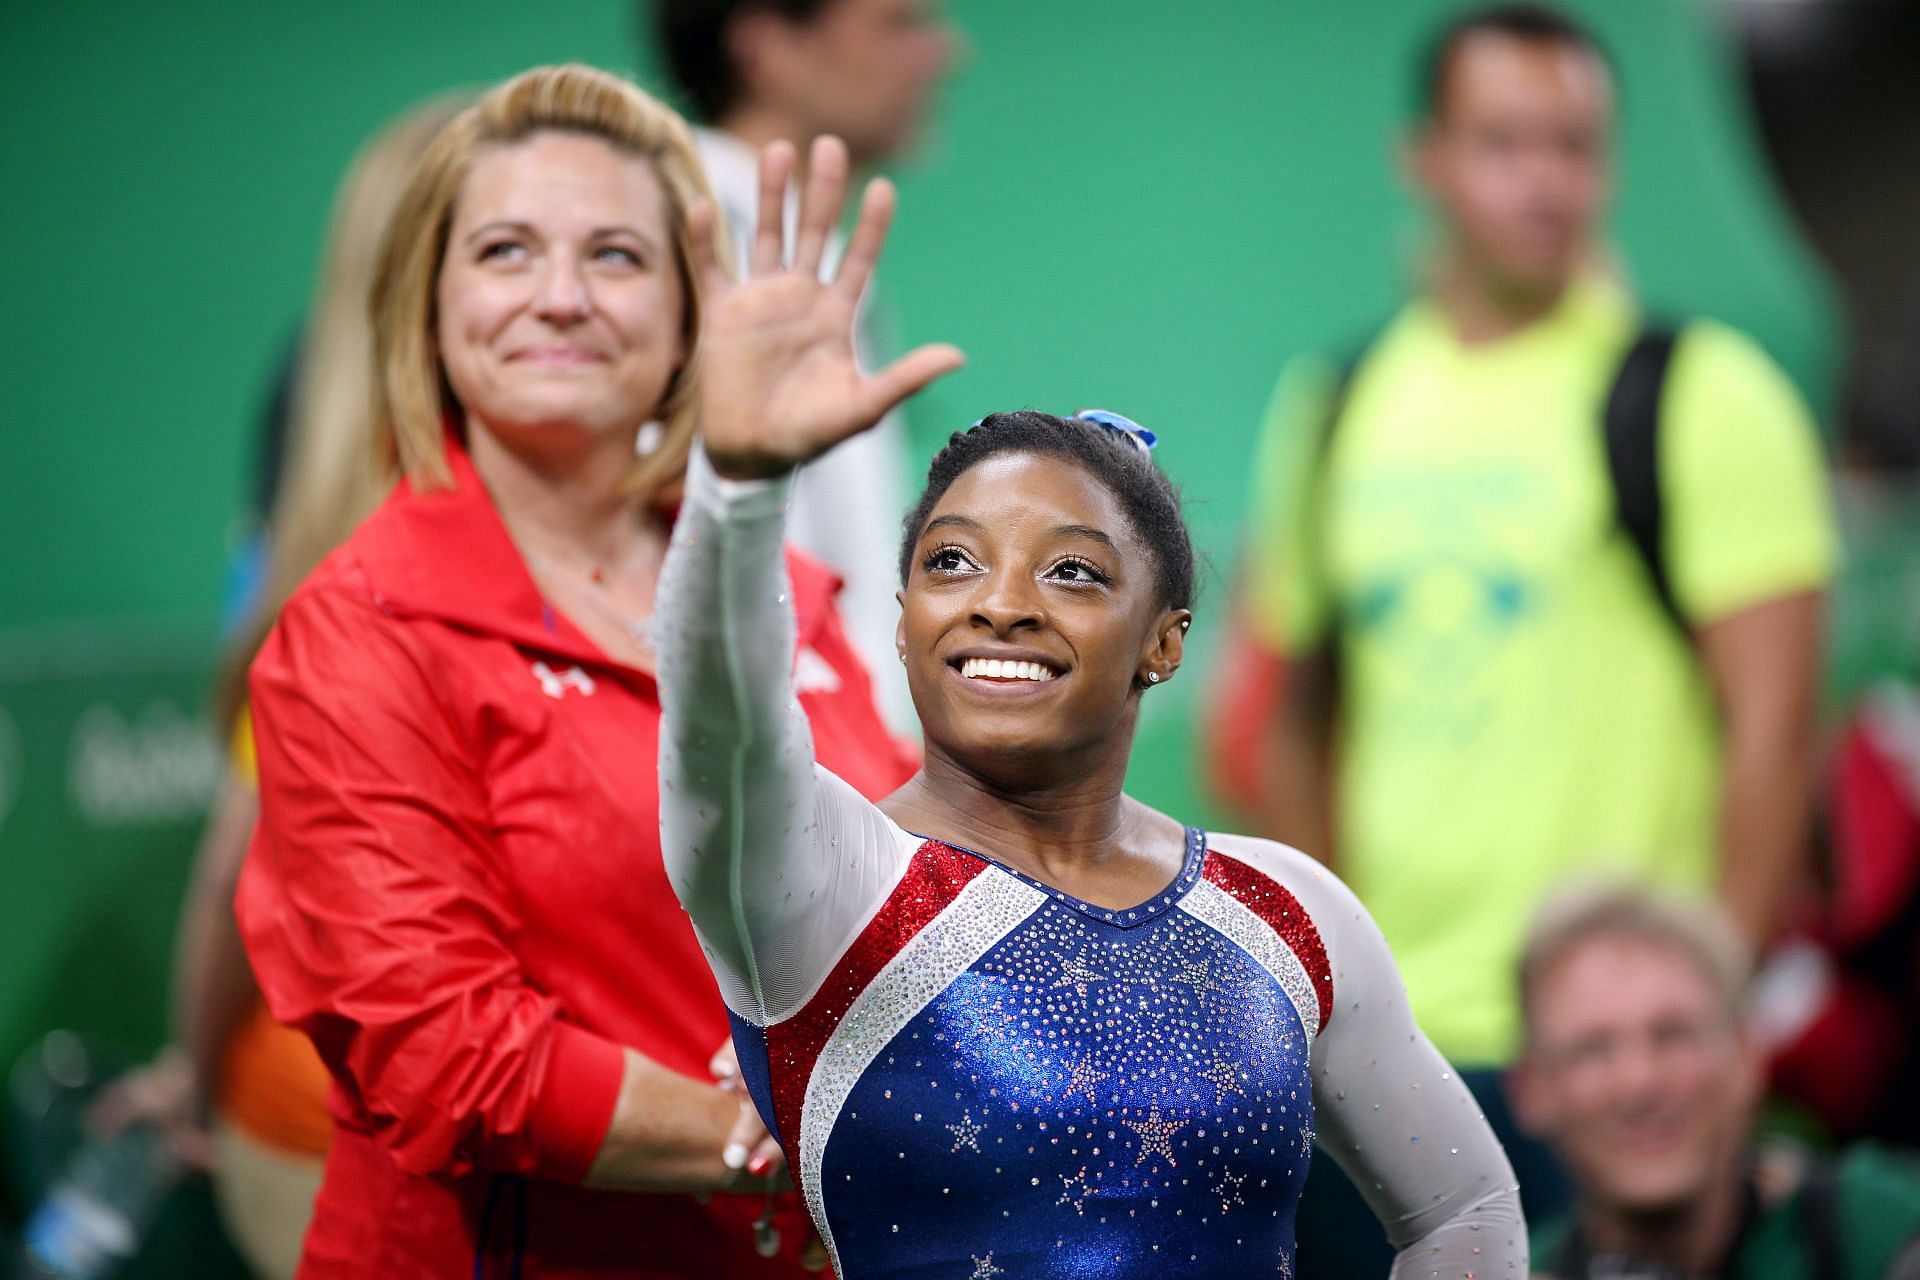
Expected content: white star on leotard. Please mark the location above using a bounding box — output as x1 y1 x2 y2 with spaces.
1202 1054 1246 1103
1125 1105 1185 1166
946 1110 985 1153
1052 949 1105 999
1060 1051 1111 1104
970 1253 1004 1279
1056 1166 1103 1214
1214 1166 1247 1213
1172 956 1228 996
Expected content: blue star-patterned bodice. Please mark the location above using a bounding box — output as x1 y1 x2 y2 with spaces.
737 828 1326 1280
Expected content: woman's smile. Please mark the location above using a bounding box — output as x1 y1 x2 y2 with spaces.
950 648 1066 695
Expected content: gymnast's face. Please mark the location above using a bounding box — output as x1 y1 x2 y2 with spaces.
897 453 1187 779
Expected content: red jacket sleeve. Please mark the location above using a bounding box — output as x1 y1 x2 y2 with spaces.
235 581 624 1182
786 552 919 797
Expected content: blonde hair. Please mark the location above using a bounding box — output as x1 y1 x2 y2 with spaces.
1518 883 1753 1038
215 93 469 731
370 63 723 499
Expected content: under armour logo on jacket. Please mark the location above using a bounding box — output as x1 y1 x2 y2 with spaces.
532 661 596 699
793 646 842 696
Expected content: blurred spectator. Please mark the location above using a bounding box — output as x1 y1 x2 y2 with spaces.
1220 0 1838 1249
234 65 914 1278
1756 674 1920 1145
1220 5 1839 1270
1514 884 1920 1278
651 0 957 731
92 93 466 1280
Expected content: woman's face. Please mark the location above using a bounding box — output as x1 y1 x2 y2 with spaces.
436 130 686 446
898 452 1187 776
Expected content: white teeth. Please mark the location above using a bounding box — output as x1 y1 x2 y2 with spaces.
960 657 1056 682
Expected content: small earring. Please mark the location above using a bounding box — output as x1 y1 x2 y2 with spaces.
1146 672 1160 684
897 651 906 663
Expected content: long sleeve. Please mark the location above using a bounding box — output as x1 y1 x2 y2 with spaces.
236 585 626 1182
1210 833 1527 1276
657 446 915 1025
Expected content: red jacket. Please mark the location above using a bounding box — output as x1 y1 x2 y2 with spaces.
237 438 916 1277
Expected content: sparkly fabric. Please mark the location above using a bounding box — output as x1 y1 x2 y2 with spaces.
736 831 1331 1278
1178 879 1324 1041
763 840 988 1154
664 450 1528 1279
797 868 1043 1270
1199 853 1334 1034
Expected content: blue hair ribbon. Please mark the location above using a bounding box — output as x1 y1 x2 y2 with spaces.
1072 408 1158 454
962 409 1160 454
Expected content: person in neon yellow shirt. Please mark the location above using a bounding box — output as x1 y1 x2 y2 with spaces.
1239 4 1836 1272
1249 277 1833 1062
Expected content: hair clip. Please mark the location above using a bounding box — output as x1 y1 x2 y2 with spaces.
1073 408 1158 454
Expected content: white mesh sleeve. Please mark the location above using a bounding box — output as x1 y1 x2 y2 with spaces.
1207 834 1527 1277
656 446 918 1025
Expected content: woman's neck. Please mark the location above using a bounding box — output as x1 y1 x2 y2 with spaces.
467 419 650 568
884 740 1186 902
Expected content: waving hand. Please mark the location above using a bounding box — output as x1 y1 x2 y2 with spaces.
688 136 965 481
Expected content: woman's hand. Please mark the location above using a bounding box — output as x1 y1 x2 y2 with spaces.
688 135 964 481
711 1040 785 1185
86 1045 214 1171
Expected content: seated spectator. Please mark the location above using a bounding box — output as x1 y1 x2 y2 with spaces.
1513 884 1920 1278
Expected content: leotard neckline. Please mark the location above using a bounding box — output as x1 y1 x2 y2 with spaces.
906 824 1209 931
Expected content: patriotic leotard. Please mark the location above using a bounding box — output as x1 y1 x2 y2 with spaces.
657 449 1524 1279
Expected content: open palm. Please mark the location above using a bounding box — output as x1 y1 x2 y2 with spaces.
689 136 964 480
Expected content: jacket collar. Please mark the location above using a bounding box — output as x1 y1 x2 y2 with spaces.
351 433 842 672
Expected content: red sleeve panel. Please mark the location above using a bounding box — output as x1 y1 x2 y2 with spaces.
236 580 624 1183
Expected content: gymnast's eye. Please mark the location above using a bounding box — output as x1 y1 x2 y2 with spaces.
923 545 979 575
1045 556 1111 587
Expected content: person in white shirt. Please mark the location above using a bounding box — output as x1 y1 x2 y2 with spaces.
652 0 957 730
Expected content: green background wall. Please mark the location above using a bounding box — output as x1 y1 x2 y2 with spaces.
0 1 1836 1096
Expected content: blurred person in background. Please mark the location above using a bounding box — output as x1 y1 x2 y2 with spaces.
1514 884 1920 1278
234 64 915 1277
90 94 466 1280
1225 4 1837 1272
650 0 957 731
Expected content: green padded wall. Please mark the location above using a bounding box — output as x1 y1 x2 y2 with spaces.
0 1 1837 1089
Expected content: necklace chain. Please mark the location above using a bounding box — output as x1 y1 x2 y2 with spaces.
523 548 655 654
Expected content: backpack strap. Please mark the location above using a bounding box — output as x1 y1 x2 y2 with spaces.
1602 325 1688 638
1312 321 1689 647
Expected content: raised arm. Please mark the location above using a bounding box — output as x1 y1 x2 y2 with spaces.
658 449 914 1022
1211 834 1526 1274
657 135 962 1022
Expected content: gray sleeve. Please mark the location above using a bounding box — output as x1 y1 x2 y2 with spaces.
655 446 915 1024
1208 834 1527 1276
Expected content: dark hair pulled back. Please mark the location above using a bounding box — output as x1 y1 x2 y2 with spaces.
898 411 1195 612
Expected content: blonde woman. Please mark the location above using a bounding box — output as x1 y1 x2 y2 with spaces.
235 65 915 1278
94 95 465 1280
